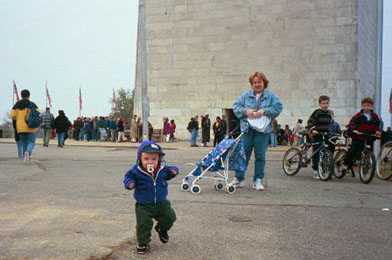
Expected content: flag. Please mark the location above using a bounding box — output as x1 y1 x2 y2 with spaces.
389 88 392 114
113 87 118 112
46 86 52 108
79 87 82 110
13 80 20 101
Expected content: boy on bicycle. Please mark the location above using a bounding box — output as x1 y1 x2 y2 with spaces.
342 97 381 175
307 95 333 179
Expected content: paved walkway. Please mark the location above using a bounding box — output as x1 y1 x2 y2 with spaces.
0 139 391 260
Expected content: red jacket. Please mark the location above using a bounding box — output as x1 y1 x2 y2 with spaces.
347 110 381 140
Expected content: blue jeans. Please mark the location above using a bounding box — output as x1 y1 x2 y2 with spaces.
190 130 198 145
16 140 23 158
58 132 65 146
269 133 277 147
19 133 36 156
235 129 269 182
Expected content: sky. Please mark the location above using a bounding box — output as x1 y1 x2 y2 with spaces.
0 0 138 122
0 1 391 127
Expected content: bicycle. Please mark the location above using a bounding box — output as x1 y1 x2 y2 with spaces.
376 140 392 180
333 132 379 184
282 130 335 181
332 132 352 179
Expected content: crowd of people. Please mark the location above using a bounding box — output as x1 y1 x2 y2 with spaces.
186 114 228 147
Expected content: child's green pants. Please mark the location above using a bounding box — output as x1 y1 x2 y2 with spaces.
135 200 176 245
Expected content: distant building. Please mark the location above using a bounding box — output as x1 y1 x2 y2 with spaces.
134 0 383 139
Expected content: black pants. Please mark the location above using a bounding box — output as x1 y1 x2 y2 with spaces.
311 136 334 170
343 139 374 168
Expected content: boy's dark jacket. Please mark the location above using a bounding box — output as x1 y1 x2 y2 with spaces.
307 108 332 133
123 141 179 204
347 110 381 140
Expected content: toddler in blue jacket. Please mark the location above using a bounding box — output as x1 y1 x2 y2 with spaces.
124 141 178 254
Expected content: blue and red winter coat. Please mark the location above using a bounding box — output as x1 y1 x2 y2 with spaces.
123 141 179 204
347 110 381 141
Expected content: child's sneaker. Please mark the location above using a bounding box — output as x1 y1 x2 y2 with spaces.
24 151 30 162
136 244 150 254
253 179 264 191
229 177 244 187
313 171 320 179
155 225 169 243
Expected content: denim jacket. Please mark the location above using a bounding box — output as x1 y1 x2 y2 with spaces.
233 89 283 133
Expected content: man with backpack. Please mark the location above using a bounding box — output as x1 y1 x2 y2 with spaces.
10 89 41 161
41 107 54 147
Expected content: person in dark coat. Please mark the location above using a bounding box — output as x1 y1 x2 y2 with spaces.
213 117 221 147
201 114 211 147
53 110 71 147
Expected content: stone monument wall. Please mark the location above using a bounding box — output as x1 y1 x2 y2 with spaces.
134 0 380 139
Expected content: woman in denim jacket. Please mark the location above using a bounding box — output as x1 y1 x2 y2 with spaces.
231 71 283 190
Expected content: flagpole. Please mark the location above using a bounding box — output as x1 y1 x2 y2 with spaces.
79 86 81 117
45 80 48 108
12 80 14 106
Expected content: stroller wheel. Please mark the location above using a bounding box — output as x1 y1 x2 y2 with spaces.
226 185 236 195
181 182 190 192
214 182 224 191
191 184 201 195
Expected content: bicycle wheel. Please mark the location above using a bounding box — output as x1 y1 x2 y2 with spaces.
359 151 376 184
377 141 392 180
333 150 347 179
318 148 333 181
282 147 301 176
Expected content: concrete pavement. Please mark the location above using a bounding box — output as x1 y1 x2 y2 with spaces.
0 139 391 260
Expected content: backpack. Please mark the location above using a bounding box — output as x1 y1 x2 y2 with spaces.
25 102 42 128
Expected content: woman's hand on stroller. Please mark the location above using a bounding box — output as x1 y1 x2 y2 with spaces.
127 182 135 189
170 169 178 175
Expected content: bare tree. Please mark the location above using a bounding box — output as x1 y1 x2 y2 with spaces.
109 88 134 123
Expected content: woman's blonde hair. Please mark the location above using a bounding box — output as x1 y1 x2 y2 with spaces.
249 71 269 89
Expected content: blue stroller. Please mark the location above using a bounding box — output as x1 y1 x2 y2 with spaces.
181 125 247 195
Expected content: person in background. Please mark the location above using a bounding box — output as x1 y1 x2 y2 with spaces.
293 119 305 146
189 115 199 147
163 117 172 143
74 117 84 141
117 117 125 142
91 116 98 141
169 119 176 142
212 117 221 147
137 117 143 142
148 122 154 141
10 89 40 162
131 115 138 143
381 126 392 146
41 107 54 147
53 110 71 148
201 114 211 147
269 119 278 147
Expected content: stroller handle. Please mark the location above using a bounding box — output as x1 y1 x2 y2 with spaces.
226 120 240 138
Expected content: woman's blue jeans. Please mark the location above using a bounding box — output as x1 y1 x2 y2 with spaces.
58 132 65 146
190 130 198 145
235 129 269 182
19 133 36 156
16 140 23 158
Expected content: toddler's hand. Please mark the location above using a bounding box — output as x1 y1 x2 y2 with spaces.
170 169 178 175
128 182 135 189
